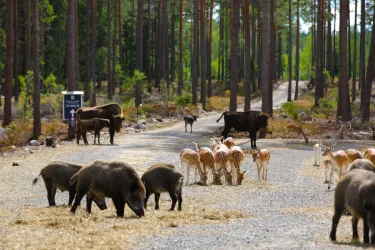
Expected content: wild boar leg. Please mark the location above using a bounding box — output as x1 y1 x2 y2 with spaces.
68 186 76 206
168 191 178 211
352 217 359 240
97 131 101 145
86 192 94 213
45 181 55 206
70 188 87 213
154 193 161 210
177 188 183 211
112 197 125 217
363 218 370 244
330 205 345 241
144 190 151 209
94 131 97 145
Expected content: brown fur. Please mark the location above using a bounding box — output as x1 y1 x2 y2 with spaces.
330 169 375 244
229 146 245 185
76 104 125 145
180 149 208 185
32 161 106 210
346 149 362 163
70 161 145 217
364 148 375 166
194 142 222 185
346 159 375 174
141 164 183 211
78 118 110 145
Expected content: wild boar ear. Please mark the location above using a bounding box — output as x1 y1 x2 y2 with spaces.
364 199 372 211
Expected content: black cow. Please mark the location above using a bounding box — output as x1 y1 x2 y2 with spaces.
216 110 270 149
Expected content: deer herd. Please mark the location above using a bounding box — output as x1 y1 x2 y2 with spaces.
180 136 270 186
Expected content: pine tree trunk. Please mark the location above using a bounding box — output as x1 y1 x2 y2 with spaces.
277 31 282 80
200 0 206 108
315 0 324 106
135 0 144 107
294 0 300 100
326 0 333 79
359 0 365 110
177 0 183 95
352 0 357 102
229 0 240 112
270 0 276 82
107 0 112 99
261 0 272 115
337 0 351 121
33 0 41 139
74 0 79 90
90 0 97 106
192 0 199 104
244 0 251 111
14 0 19 102
287 0 292 102
84 0 91 102
155 0 161 90
333 0 337 77
348 10 352 80
3 0 14 127
207 0 214 98
170 1 176 83
25 0 31 73
251 0 256 92
112 0 117 96
67 0 76 92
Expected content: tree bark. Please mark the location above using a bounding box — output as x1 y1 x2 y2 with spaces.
192 0 199 104
352 0 357 102
287 0 292 102
14 0 19 102
229 0 240 112
66 0 76 92
207 0 214 98
3 0 14 127
337 0 351 121
244 0 251 111
294 0 300 100
200 0 207 109
315 0 324 106
107 0 112 99
84 0 91 102
170 0 176 83
135 0 144 107
326 0 333 79
112 0 117 96
177 0 183 95
25 0 31 73
261 0 272 115
333 0 337 78
33 0 41 139
359 0 365 110
361 0 375 121
90 0 97 107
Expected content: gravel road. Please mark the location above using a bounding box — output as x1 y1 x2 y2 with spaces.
0 81 371 249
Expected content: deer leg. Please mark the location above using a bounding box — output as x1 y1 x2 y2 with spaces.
186 165 190 185
257 165 261 181
328 164 335 189
265 163 268 181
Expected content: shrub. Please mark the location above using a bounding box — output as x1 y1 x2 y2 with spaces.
281 102 299 119
176 91 192 107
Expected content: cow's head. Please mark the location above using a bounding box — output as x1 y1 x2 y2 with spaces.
113 115 126 132
256 112 270 129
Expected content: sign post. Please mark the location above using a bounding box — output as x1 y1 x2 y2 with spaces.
62 91 84 139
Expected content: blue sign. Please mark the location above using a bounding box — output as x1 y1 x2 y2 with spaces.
62 91 84 123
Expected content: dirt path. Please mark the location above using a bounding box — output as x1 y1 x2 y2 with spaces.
0 81 369 249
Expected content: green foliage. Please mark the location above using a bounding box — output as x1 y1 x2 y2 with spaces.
281 101 299 119
159 80 175 107
43 73 63 93
176 91 192 107
17 71 34 121
122 70 147 92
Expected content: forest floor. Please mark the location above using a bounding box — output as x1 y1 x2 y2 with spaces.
0 81 373 249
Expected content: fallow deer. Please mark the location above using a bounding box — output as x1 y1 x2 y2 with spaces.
193 142 222 185
364 148 375 166
313 142 323 166
283 124 309 144
251 149 270 181
228 146 245 185
212 142 232 185
180 149 207 185
345 149 362 163
322 147 349 189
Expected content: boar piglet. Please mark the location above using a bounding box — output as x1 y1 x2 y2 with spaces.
330 169 375 244
32 161 107 210
141 164 183 211
70 161 145 217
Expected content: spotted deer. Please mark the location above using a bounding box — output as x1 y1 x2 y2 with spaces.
283 124 309 144
322 147 349 189
251 149 270 181
193 142 222 185
345 149 362 163
313 142 323 166
228 146 246 185
364 148 375 166
180 148 207 185
212 142 232 185
223 137 236 149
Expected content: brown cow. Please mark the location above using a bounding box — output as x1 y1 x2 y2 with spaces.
76 103 125 145
216 110 270 149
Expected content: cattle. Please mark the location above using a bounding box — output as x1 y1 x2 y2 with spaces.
216 110 270 149
76 103 125 145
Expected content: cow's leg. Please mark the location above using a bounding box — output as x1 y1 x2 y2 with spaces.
185 121 187 133
94 131 97 145
109 125 114 145
97 130 101 145
250 132 257 149
83 131 89 145
190 123 193 133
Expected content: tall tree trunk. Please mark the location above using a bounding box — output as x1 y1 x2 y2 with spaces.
67 0 76 91
244 0 251 111
3 0 14 127
229 0 240 112
170 0 176 83
333 0 337 77
270 0 276 82
90 0 97 107
155 0 161 90
200 0 207 108
33 0 41 139
352 0 357 102
348 9 352 80
251 0 256 92
130 0 135 76
163 0 169 87
359 0 366 110
207 0 214 98
311 0 315 87
107 0 112 99
25 0 31 73
40 1 45 83
326 0 333 79
147 0 152 87
74 0 78 90
287 0 292 102
361 2 375 121
84 0 91 102
337 0 351 121
177 0 183 95
277 31 282 80
315 0 324 106
192 0 199 104
257 0 262 90
294 0 300 100
135 0 144 108
261 0 272 115
112 0 117 96
14 0 19 102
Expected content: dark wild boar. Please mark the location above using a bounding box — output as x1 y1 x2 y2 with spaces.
76 103 125 145
141 164 183 211
32 161 106 210
216 110 270 149
70 161 145 217
330 169 375 244
346 159 375 174
78 118 110 145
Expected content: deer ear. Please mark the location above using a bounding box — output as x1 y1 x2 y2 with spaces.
364 199 372 211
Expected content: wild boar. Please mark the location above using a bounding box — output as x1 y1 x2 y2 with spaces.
32 161 107 210
70 161 145 217
330 169 375 244
141 164 183 211
346 159 375 174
